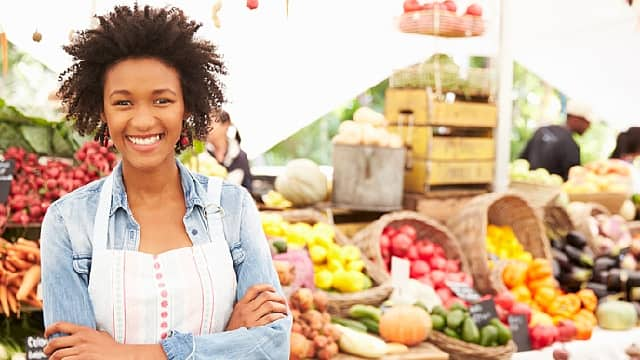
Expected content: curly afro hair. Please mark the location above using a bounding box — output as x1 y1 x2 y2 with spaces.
57 4 226 150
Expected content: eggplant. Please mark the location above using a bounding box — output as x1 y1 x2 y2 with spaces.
552 249 571 271
565 245 594 268
550 238 565 250
607 269 623 292
593 269 609 284
594 256 618 272
552 259 561 278
566 231 588 249
559 268 592 291
586 282 609 299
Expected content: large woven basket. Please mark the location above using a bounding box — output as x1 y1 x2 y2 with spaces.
351 211 471 285
544 204 575 239
509 181 562 211
429 330 517 360
566 202 611 254
273 209 393 316
447 193 550 295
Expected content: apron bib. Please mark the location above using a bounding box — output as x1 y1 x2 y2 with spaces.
87 174 236 344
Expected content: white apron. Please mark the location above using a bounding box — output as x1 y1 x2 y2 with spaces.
87 174 237 344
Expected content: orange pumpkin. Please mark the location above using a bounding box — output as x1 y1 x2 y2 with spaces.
379 305 432 346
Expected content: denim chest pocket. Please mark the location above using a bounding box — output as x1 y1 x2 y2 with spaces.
72 256 92 284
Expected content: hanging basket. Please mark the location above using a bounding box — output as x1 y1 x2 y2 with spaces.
351 211 470 285
397 10 485 37
273 209 393 316
544 203 576 239
429 331 517 360
509 182 562 212
566 202 611 254
447 193 550 294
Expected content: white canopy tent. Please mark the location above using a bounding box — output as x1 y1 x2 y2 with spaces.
1 0 639 160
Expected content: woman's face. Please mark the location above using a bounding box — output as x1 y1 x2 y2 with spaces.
102 57 185 172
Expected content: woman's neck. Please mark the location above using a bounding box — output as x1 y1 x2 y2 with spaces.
211 136 228 151
121 158 183 208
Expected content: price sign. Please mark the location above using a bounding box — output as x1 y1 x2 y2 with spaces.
445 280 481 303
508 314 532 352
391 256 410 296
0 160 14 204
469 298 498 328
25 336 48 360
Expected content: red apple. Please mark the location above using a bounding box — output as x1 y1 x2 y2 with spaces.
399 224 417 241
510 302 532 324
436 287 454 302
391 233 412 257
494 292 515 312
429 256 447 271
403 0 423 13
407 245 419 261
443 0 457 12
411 259 431 279
445 259 460 273
430 270 446 288
379 234 391 250
247 0 259 10
417 242 434 261
466 3 482 17
383 226 398 239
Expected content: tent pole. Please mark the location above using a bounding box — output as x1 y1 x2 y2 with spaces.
494 0 514 192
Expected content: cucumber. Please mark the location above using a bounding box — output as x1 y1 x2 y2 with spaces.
331 316 368 333
359 317 380 335
348 304 381 322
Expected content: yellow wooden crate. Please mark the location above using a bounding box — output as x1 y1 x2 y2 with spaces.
385 88 497 127
387 126 495 160
404 159 495 193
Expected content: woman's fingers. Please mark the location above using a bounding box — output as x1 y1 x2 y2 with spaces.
254 312 287 327
48 346 80 360
251 300 289 322
240 284 276 304
249 290 286 312
44 335 80 355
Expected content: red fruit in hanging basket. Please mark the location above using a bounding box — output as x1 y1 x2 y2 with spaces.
466 3 483 17
403 0 422 13
407 245 419 261
443 0 457 12
410 259 430 279
247 0 259 10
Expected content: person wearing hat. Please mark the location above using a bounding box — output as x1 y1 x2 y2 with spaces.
520 100 593 180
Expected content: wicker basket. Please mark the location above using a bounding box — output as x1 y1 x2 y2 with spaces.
509 181 562 211
544 204 575 239
397 10 485 37
428 331 517 360
351 211 471 285
273 209 393 316
566 202 611 254
447 193 550 295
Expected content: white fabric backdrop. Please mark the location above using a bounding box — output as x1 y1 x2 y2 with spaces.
1 0 638 158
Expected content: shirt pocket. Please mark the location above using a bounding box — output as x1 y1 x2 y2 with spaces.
72 255 92 284
230 244 245 267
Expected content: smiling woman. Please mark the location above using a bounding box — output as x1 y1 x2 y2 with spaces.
39 4 291 360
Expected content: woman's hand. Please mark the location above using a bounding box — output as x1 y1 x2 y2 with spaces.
226 284 288 331
43 322 166 360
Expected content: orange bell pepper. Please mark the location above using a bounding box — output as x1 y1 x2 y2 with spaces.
573 309 598 327
527 258 553 282
533 286 557 311
548 294 581 318
528 276 558 294
511 285 532 303
577 289 598 312
503 261 529 289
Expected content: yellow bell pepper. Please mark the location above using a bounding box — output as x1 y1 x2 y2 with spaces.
503 261 529 289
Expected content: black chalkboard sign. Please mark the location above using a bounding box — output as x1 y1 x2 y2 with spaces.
25 336 48 360
445 280 481 303
508 314 531 352
469 298 498 328
0 160 14 204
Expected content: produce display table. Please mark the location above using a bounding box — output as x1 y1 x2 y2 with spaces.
512 327 640 360
335 343 448 360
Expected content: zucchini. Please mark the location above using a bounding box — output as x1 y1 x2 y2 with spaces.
348 304 381 322
359 317 380 335
331 316 368 333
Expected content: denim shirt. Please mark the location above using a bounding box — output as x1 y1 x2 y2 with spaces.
40 160 292 359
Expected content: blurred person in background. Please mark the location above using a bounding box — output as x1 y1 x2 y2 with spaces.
207 110 253 191
520 100 593 180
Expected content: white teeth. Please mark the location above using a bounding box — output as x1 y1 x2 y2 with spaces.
127 134 161 145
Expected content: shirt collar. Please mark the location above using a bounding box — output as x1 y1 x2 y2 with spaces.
109 159 206 216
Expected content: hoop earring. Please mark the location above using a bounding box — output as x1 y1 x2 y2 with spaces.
95 123 110 147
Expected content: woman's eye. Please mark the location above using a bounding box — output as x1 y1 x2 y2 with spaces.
154 98 174 105
113 100 132 106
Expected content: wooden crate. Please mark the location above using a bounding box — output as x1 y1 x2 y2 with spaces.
387 125 495 160
332 144 406 211
404 158 494 193
385 88 497 127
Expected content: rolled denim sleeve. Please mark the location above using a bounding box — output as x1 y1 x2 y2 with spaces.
161 189 292 359
41 203 97 336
